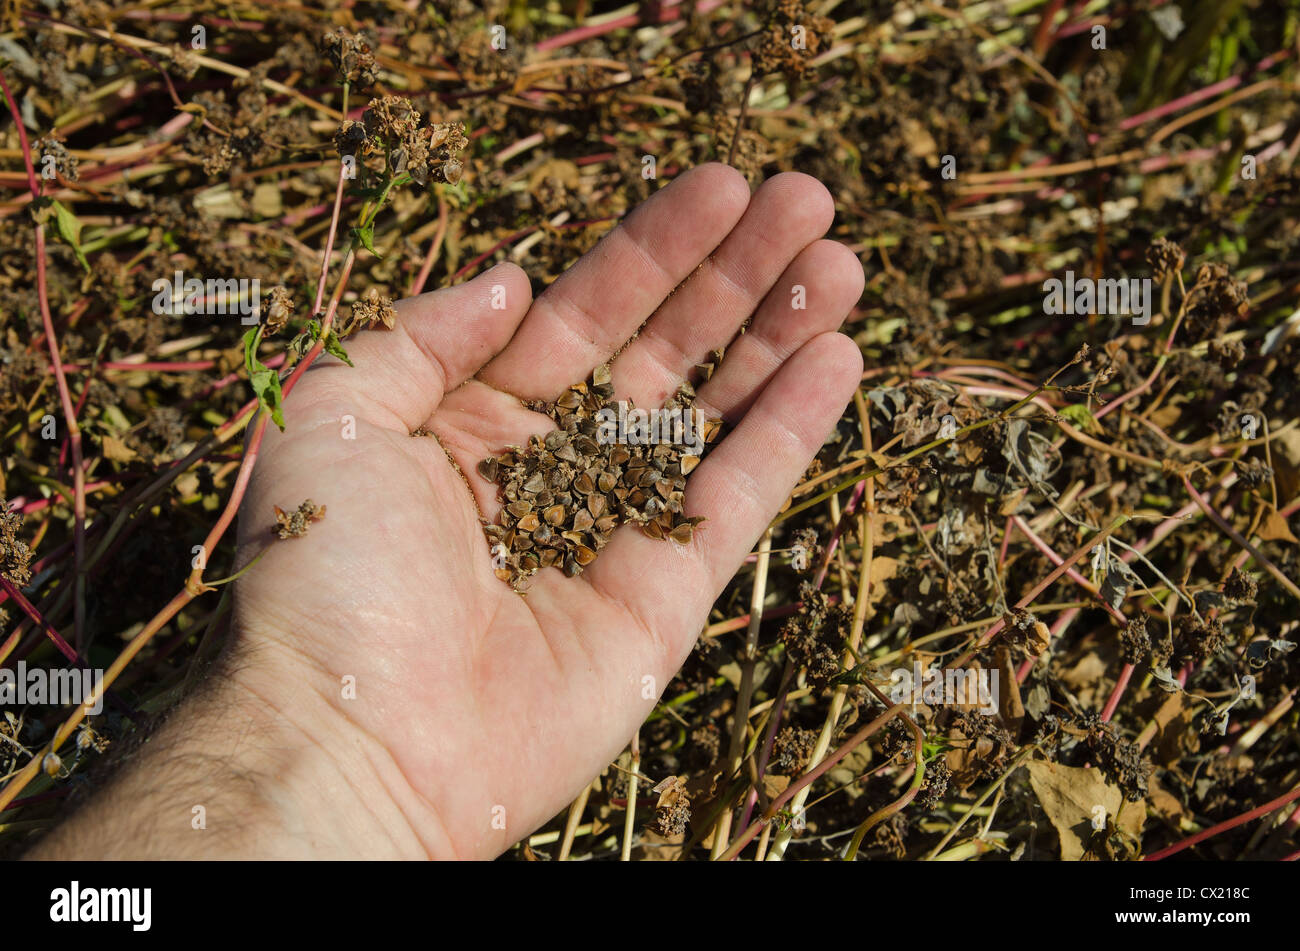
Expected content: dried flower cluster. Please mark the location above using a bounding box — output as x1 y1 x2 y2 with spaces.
652 775 691 837
778 582 850 689
1146 236 1185 283
1181 261 1251 342
262 284 295 335
272 499 326 539
478 367 721 589
34 136 78 182
788 526 820 571
355 96 468 187
320 28 376 89
753 0 835 79
1 502 33 587
349 286 397 331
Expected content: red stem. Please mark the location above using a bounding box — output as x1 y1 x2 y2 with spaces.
0 575 78 663
1 70 88 651
1146 782 1300 861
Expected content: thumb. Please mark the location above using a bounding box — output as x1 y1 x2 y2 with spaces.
296 261 534 432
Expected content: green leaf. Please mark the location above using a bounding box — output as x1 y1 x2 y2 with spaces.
1058 403 1099 434
303 318 353 367
51 200 91 273
322 329 353 366
243 328 285 431
826 665 876 689
352 222 381 258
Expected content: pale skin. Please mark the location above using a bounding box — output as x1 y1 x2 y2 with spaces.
28 165 864 859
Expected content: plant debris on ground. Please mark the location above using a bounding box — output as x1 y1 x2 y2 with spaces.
2 0 1300 861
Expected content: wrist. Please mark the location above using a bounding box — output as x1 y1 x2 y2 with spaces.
207 638 457 859
29 640 454 859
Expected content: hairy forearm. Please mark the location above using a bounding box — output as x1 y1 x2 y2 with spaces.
25 646 434 860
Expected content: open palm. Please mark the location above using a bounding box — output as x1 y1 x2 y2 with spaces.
231 164 864 858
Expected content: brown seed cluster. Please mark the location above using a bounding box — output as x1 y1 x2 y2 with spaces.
34 136 78 183
1 501 33 587
320 28 376 89
478 367 721 590
652 775 691 837
1146 236 1185 283
261 284 295 335
272 499 326 539
352 96 469 187
778 582 849 689
753 0 835 80
348 286 397 332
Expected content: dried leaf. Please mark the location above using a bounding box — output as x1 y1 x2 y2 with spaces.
1026 759 1146 860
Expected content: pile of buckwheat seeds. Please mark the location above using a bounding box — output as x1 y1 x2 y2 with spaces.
477 365 722 590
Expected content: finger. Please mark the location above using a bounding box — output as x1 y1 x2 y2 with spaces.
435 238 861 585
477 162 752 400
578 332 863 647
608 172 836 408
695 239 864 420
296 262 533 432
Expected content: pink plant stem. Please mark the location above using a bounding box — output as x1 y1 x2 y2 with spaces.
1 70 88 652
999 515 1016 568
453 227 538 281
100 360 216 372
312 161 348 316
1101 663 1135 722
705 595 842 636
496 132 545 164
932 365 1039 392
813 481 867 589
1145 782 1300 861
1031 0 1066 59
717 703 906 861
188 186 355 594
535 0 725 52
1011 516 1127 625
1115 50 1291 134
1183 475 1300 603
0 575 78 663
408 192 449 297
279 201 330 227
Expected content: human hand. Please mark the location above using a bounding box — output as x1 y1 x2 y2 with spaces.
31 164 864 859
